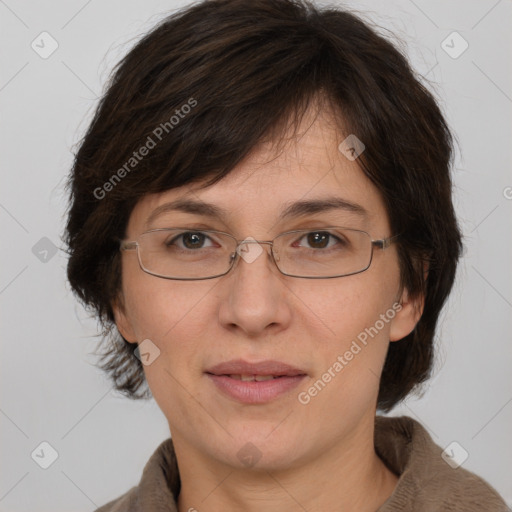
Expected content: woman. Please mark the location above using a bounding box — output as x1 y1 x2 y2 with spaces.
64 0 508 510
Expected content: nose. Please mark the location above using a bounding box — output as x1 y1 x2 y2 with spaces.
218 239 291 337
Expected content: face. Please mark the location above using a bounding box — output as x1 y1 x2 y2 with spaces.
114 106 421 472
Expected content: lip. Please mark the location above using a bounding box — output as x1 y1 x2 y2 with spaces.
206 374 307 404
206 359 306 377
205 359 307 404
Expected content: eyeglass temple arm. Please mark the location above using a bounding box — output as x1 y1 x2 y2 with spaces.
120 240 137 251
372 234 399 250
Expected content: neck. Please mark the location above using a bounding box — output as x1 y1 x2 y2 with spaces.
174 414 398 512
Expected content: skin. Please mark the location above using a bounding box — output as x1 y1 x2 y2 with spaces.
114 104 423 512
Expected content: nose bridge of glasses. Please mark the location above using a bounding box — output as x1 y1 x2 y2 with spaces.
236 239 273 248
233 238 280 264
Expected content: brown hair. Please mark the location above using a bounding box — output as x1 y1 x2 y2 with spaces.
64 0 463 411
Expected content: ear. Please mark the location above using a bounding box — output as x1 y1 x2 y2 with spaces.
389 259 429 342
388 287 424 342
112 296 138 344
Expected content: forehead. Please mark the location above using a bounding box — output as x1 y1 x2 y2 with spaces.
126 108 389 235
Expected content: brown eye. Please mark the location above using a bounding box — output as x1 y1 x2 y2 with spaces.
295 231 345 250
306 232 330 249
166 231 213 250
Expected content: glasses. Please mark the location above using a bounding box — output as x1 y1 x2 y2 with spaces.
119 227 398 280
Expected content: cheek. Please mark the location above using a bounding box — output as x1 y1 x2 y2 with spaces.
121 250 202 337
121 275 217 414
301 269 399 347
123 283 227 433
300 267 400 400
124 275 216 341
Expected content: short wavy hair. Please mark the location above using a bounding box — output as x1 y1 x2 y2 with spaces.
64 0 463 411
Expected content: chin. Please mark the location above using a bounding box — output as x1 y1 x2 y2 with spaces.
212 427 306 472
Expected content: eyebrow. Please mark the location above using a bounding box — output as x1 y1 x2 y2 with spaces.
144 196 368 228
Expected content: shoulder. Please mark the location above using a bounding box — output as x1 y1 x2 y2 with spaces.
375 415 509 511
94 486 139 512
93 437 180 512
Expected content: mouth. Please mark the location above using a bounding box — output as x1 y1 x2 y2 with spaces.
205 359 307 404
219 374 289 381
205 358 307 377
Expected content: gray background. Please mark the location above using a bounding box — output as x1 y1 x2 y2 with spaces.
1 0 511 509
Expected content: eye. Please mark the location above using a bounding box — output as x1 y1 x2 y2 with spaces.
293 231 347 250
165 231 217 250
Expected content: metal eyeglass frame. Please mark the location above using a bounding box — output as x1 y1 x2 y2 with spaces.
119 227 399 280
